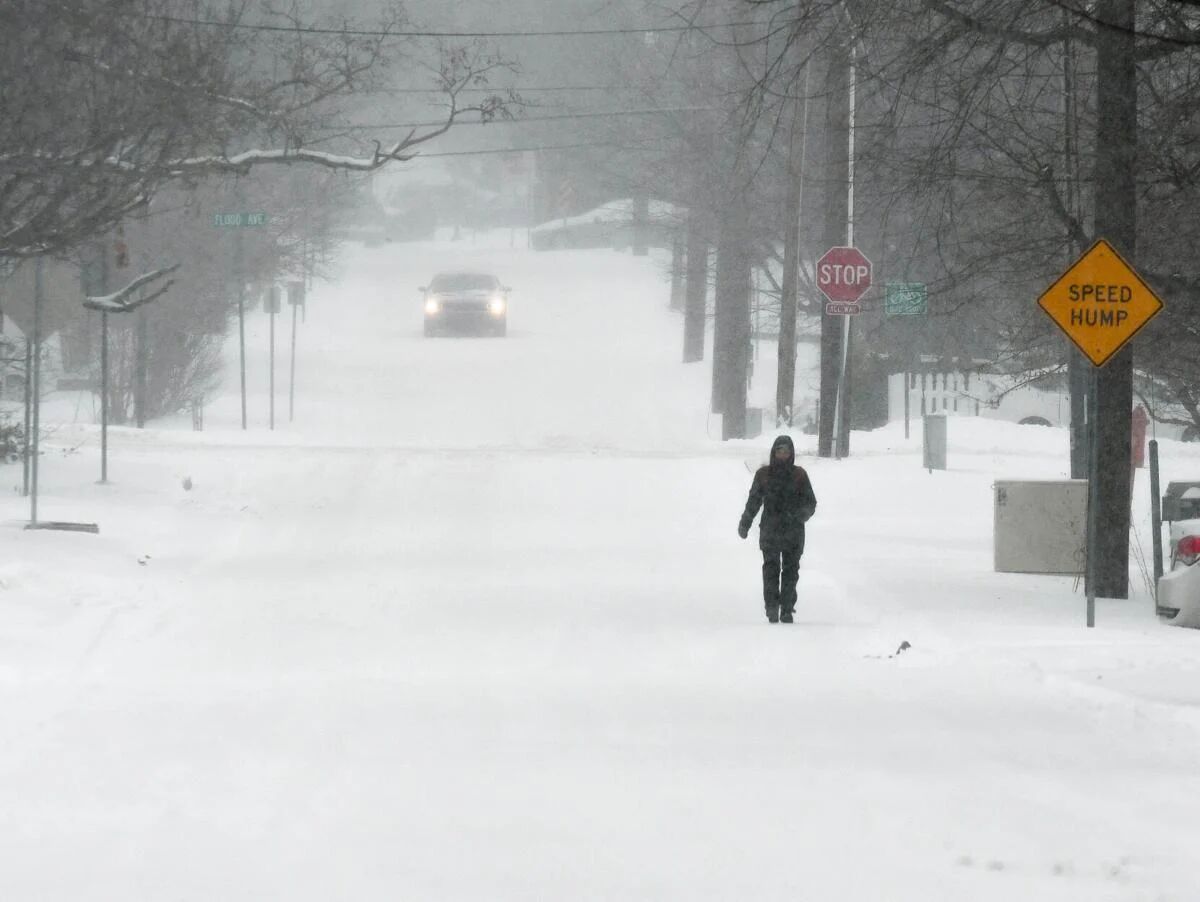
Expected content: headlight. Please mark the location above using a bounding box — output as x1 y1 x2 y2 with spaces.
424 297 441 315
488 296 506 316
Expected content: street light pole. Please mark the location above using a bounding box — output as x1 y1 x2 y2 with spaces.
832 39 857 459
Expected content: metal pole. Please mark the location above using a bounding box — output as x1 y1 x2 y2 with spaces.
22 337 31 497
99 243 109 484
269 291 276 431
1086 366 1099 627
100 312 108 483
236 231 247 430
1150 438 1163 593
289 299 298 422
904 371 910 439
833 40 856 460
30 257 42 525
135 306 147 428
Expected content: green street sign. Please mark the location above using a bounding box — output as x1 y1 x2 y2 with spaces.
213 212 269 228
885 281 927 315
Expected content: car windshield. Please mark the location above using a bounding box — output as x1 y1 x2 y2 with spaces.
431 273 497 292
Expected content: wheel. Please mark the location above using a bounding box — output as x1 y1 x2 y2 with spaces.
493 319 507 338
424 320 438 337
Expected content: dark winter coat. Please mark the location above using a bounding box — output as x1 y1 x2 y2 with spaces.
739 435 817 554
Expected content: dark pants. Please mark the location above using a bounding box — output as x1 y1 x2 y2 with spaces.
762 549 801 614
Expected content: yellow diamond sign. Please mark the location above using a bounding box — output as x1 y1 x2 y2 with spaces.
1038 239 1164 367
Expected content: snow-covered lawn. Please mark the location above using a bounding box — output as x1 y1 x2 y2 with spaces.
2 234 1198 901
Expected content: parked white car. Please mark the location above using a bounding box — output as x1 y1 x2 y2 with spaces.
1157 494 1200 628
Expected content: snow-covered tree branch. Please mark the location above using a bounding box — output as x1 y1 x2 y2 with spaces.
83 264 180 313
0 0 518 258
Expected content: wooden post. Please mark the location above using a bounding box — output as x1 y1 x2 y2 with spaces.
1090 0 1136 600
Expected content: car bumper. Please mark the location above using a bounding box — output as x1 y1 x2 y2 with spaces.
426 308 504 328
1156 563 1200 628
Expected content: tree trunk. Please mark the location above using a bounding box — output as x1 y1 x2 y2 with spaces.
713 198 752 439
632 193 649 256
670 233 685 311
683 213 708 364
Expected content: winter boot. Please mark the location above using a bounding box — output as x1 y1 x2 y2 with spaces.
780 610 794 623
766 607 780 623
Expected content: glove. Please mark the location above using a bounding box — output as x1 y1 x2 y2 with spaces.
738 523 749 540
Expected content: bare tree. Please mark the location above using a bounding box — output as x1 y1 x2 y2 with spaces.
0 0 518 259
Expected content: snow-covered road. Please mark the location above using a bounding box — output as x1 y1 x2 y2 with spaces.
3 235 1199 900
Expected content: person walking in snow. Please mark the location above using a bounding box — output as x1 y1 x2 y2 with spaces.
738 435 817 623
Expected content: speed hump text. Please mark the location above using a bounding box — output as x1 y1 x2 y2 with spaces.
1037 239 1163 367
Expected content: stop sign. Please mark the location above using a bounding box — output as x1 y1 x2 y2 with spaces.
817 246 873 303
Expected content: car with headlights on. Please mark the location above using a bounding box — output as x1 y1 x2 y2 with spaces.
421 272 510 337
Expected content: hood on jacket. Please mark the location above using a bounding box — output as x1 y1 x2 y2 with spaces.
769 434 795 467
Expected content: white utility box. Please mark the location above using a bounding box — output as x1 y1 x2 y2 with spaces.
993 479 1087 574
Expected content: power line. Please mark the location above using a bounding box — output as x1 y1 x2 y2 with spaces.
383 85 648 94
343 106 714 130
416 139 674 158
133 13 780 39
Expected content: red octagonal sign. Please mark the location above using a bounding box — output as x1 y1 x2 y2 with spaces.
817 246 873 303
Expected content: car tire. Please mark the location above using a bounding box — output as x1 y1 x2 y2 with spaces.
424 320 438 337
493 320 507 338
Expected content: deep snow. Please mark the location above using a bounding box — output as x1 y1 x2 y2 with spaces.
2 232 1199 901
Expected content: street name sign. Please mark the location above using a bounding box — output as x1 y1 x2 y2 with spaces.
213 212 269 228
885 282 927 315
1037 238 1163 367
825 301 862 316
817 246 873 304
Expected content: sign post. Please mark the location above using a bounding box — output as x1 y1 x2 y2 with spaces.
267 285 280 430
287 280 304 422
213 213 269 429
885 282 926 439
817 246 872 458
1037 238 1164 626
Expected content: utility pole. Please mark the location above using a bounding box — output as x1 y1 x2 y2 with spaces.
836 40 859 459
1063 18 1089 480
819 40 851 457
1090 0 1137 600
778 63 811 427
